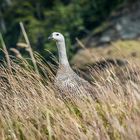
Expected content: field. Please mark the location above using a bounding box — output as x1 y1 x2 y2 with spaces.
0 52 140 140
1 0 140 139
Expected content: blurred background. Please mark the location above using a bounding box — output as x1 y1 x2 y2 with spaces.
0 0 140 68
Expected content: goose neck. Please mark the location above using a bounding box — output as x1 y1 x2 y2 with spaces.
56 41 70 66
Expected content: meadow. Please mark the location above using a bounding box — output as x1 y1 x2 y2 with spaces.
1 0 140 139
0 35 140 140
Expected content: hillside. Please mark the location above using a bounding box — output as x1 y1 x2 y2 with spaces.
72 0 140 69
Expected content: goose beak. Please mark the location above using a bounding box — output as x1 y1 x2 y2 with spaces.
48 35 53 40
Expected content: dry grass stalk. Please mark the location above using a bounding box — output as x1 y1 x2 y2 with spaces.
16 42 29 48
75 37 86 49
0 57 140 140
0 33 12 72
10 48 23 59
19 22 39 75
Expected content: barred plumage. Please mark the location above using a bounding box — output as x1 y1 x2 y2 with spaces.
48 32 96 99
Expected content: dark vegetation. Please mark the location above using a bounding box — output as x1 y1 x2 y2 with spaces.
0 0 129 60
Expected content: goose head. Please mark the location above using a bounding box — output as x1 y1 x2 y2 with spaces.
48 32 64 42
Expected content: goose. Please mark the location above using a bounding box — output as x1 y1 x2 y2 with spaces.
48 32 96 99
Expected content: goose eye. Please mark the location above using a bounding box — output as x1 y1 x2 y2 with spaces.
56 34 59 36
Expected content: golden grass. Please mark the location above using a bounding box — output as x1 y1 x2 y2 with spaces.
72 40 140 68
0 56 140 140
0 25 140 139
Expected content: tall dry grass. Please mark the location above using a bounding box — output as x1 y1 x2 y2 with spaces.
0 53 140 140
0 24 140 139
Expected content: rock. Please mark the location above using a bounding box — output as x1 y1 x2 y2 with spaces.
100 36 111 43
84 0 140 47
